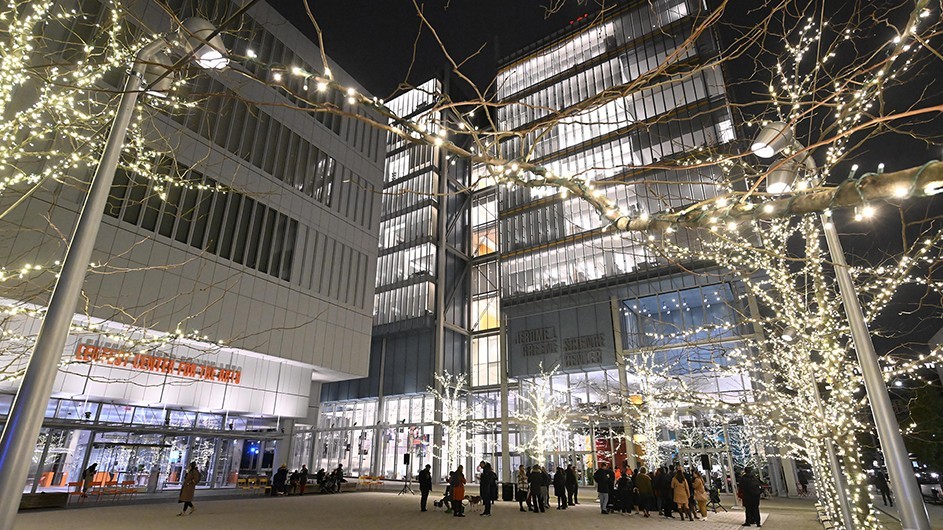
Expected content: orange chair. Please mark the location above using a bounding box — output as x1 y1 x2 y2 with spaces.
99 481 121 502
67 482 86 505
120 480 137 500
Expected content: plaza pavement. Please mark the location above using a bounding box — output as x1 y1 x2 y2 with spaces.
13 486 943 529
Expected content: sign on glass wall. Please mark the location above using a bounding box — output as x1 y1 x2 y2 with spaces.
507 301 616 377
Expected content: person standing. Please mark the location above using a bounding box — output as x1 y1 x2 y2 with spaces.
516 464 531 512
177 462 200 516
740 466 763 527
565 464 578 506
692 469 709 519
480 462 498 516
540 466 551 510
671 467 693 521
553 467 568 509
528 465 545 513
593 462 614 514
797 469 809 495
299 465 309 495
875 470 893 507
81 463 98 497
451 465 466 517
616 471 631 514
635 467 653 517
418 464 432 512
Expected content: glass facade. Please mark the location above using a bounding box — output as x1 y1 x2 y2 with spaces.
0 397 281 494
315 2 760 482
496 0 733 298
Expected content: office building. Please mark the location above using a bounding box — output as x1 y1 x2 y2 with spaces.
317 0 770 485
0 0 384 493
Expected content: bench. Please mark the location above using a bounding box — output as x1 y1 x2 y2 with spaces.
340 481 358 493
19 492 68 510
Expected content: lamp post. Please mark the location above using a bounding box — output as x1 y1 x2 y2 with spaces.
0 19 227 528
753 122 931 530
782 326 855 530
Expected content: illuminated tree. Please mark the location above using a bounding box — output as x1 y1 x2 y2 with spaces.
428 371 479 471
512 364 570 466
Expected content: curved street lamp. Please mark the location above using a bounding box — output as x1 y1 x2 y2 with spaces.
0 18 229 527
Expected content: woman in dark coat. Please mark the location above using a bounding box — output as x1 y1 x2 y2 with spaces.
479 462 498 516
553 467 568 509
177 463 200 516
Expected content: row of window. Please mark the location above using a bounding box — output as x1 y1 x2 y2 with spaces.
234 10 384 164
387 79 441 124
373 281 434 325
376 242 435 286
620 284 742 351
497 0 691 100
501 233 660 297
523 65 726 161
500 28 704 132
378 206 437 252
500 107 730 211
385 144 437 184
161 0 385 165
380 171 437 218
105 162 298 282
168 75 377 229
297 227 372 309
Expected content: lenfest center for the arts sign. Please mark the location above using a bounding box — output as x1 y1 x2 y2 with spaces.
74 340 243 385
507 301 616 376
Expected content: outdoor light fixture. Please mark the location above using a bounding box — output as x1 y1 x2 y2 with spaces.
751 121 794 158
766 159 799 195
181 17 229 70
0 16 231 527
781 325 798 343
141 51 175 97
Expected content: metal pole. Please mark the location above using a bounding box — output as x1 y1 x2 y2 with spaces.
0 40 164 529
499 314 510 483
809 372 855 530
821 215 930 530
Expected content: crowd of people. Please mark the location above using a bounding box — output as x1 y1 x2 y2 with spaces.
163 456 763 525
421 460 765 527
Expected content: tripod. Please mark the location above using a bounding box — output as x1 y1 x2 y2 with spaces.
707 488 728 513
398 460 415 495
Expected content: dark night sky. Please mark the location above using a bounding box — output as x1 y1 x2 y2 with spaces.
268 0 594 98
267 0 942 349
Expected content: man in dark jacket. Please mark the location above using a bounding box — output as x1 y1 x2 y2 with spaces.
299 465 309 495
479 462 498 516
874 470 893 507
418 464 433 512
740 467 763 527
565 464 579 505
528 465 546 513
593 463 614 514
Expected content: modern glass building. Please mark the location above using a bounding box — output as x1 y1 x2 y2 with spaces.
314 0 788 489
316 75 473 482
0 0 384 494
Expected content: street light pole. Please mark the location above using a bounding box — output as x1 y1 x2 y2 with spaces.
0 38 167 528
0 17 228 527
821 215 930 530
